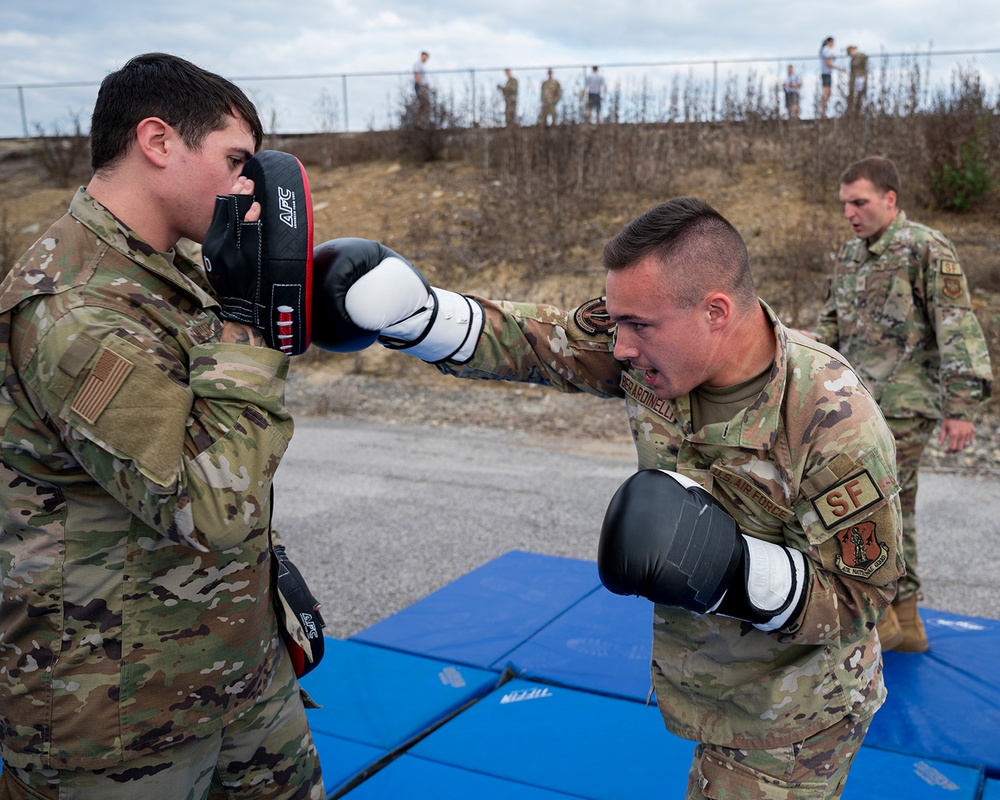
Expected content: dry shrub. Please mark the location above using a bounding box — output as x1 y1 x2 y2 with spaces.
32 113 90 187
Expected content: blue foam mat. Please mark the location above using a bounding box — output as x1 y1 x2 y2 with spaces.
865 609 1000 779
300 638 500 749
844 745 982 799
341 755 592 799
409 677 694 799
352 550 600 668
982 778 1000 799
497 588 653 700
309 731 386 796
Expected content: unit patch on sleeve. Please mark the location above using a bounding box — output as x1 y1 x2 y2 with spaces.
810 468 884 530
834 520 889 578
573 297 615 335
70 349 134 424
942 276 964 300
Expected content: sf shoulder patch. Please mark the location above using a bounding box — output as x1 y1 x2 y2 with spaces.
834 520 889 578
939 260 962 276
810 468 884 530
573 297 615 335
70 349 134 424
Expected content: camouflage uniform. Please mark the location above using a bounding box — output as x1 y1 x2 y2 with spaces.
439 297 902 799
0 189 321 793
815 211 993 598
500 76 519 126
540 77 563 126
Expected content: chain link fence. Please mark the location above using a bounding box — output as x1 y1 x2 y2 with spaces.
2 48 998 138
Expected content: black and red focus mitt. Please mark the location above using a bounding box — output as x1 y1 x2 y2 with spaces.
273 544 326 678
203 150 314 355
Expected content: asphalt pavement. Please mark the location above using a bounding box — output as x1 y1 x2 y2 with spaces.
272 418 1000 639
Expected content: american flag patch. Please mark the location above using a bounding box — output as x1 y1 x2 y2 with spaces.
70 349 133 423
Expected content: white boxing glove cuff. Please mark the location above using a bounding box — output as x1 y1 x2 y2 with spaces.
383 288 484 363
743 536 808 632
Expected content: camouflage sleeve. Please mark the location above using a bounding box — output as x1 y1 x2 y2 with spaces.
921 239 993 419
780 408 903 647
438 295 626 399
813 276 839 346
22 305 292 553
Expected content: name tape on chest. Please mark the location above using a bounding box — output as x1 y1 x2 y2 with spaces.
620 371 676 423
810 468 884 530
70 349 134 424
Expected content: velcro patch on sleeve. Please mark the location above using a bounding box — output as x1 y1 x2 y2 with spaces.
833 520 889 578
810 468 884 530
70 349 134 424
939 260 962 276
573 297 615 335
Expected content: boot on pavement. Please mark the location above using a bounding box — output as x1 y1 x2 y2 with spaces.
892 594 929 653
876 604 904 652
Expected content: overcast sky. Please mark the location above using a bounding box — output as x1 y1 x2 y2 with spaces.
2 1 998 135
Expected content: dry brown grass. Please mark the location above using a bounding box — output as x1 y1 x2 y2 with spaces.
2 81 997 413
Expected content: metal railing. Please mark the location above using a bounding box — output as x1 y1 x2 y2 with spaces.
2 47 998 138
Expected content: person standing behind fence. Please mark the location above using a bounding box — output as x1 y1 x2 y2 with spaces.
540 68 562 126
497 68 519 127
819 36 845 117
783 64 802 119
413 51 430 98
584 65 606 123
846 46 868 115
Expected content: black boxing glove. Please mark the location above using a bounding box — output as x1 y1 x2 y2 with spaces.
202 150 313 355
312 237 483 363
598 469 809 631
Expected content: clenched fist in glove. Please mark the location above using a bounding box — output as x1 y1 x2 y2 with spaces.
311 237 484 363
599 469 809 632
202 150 314 355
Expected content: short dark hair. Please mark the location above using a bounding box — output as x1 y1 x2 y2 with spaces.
840 156 901 198
602 197 756 310
90 52 263 172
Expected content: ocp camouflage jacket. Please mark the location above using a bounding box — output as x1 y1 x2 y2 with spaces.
0 189 292 769
815 211 993 420
439 297 902 749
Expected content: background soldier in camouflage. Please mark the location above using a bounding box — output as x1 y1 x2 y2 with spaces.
313 197 903 799
0 54 322 799
801 156 993 653
497 69 519 127
539 68 562 126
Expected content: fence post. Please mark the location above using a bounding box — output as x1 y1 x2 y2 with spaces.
18 86 28 137
712 61 718 121
470 69 476 127
341 74 349 132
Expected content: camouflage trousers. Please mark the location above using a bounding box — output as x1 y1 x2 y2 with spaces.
886 416 937 600
0 649 323 800
686 710 873 799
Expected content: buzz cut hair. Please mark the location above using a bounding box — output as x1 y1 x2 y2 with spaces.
840 156 901 198
602 197 757 311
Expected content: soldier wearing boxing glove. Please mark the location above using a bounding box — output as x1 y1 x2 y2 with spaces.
305 197 901 800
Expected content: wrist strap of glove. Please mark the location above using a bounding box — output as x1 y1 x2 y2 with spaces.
380 289 484 363
712 535 808 632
